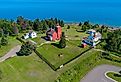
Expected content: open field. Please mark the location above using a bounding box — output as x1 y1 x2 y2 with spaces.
0 36 21 57
1 49 121 82
63 26 88 40
36 40 90 68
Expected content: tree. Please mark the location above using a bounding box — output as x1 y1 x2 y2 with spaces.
67 25 70 29
92 24 99 29
17 41 35 56
81 25 87 32
59 32 66 48
84 21 89 26
13 26 19 35
0 28 3 37
79 22 82 26
1 37 8 46
60 20 64 27
17 16 24 25
106 29 121 53
33 19 41 31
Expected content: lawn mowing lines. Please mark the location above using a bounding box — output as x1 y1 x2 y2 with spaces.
35 44 91 71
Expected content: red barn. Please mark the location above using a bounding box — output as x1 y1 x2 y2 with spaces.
46 25 62 41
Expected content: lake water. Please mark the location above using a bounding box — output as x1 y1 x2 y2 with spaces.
0 0 121 27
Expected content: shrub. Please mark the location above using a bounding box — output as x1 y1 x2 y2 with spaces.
59 32 66 48
1 37 8 46
17 41 35 56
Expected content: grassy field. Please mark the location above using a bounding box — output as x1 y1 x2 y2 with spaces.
0 53 57 82
55 51 121 82
0 36 21 57
1 26 121 82
1 49 121 82
0 49 98 82
36 40 90 68
107 72 121 82
63 26 88 40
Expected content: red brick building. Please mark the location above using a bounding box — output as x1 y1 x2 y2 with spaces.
46 25 62 41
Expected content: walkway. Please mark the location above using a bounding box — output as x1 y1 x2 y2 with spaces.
0 45 21 62
81 65 121 82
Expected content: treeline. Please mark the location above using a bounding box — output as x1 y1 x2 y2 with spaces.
78 21 108 38
105 29 121 53
0 16 64 37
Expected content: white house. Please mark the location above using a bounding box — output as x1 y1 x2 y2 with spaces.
29 31 37 38
93 32 102 42
24 33 30 39
23 31 37 39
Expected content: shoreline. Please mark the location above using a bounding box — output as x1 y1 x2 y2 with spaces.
64 21 121 29
0 17 121 28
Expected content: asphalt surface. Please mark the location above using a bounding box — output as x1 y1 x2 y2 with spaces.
81 65 121 82
0 45 21 62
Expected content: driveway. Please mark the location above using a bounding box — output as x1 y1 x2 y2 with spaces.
0 45 21 62
81 65 121 82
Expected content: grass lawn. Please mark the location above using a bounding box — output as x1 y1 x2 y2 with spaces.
107 72 121 82
31 36 45 45
0 53 57 82
1 26 121 82
36 40 90 68
0 36 21 57
63 27 88 40
55 50 121 82
0 49 121 82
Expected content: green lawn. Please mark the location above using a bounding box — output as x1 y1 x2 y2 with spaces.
63 27 88 40
31 37 45 45
0 53 57 82
36 40 90 68
1 49 121 82
107 72 121 82
55 50 121 82
1 26 121 82
0 36 21 57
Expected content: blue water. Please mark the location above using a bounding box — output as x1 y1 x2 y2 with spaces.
0 0 121 27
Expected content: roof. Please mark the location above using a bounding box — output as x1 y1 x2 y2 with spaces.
47 28 55 35
88 36 94 40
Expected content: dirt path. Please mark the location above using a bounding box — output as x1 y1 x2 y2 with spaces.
0 45 21 62
81 65 121 82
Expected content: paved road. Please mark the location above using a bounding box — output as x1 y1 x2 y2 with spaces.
0 45 21 62
81 65 121 82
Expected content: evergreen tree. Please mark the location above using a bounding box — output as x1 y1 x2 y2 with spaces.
59 32 66 48
13 26 19 35
67 25 70 29
60 20 64 27
17 42 35 56
79 22 82 26
0 28 3 37
1 37 8 46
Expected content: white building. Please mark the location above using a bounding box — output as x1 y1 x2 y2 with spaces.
23 31 37 39
30 31 37 38
93 32 102 42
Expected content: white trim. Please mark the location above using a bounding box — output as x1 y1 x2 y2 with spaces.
105 71 120 82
